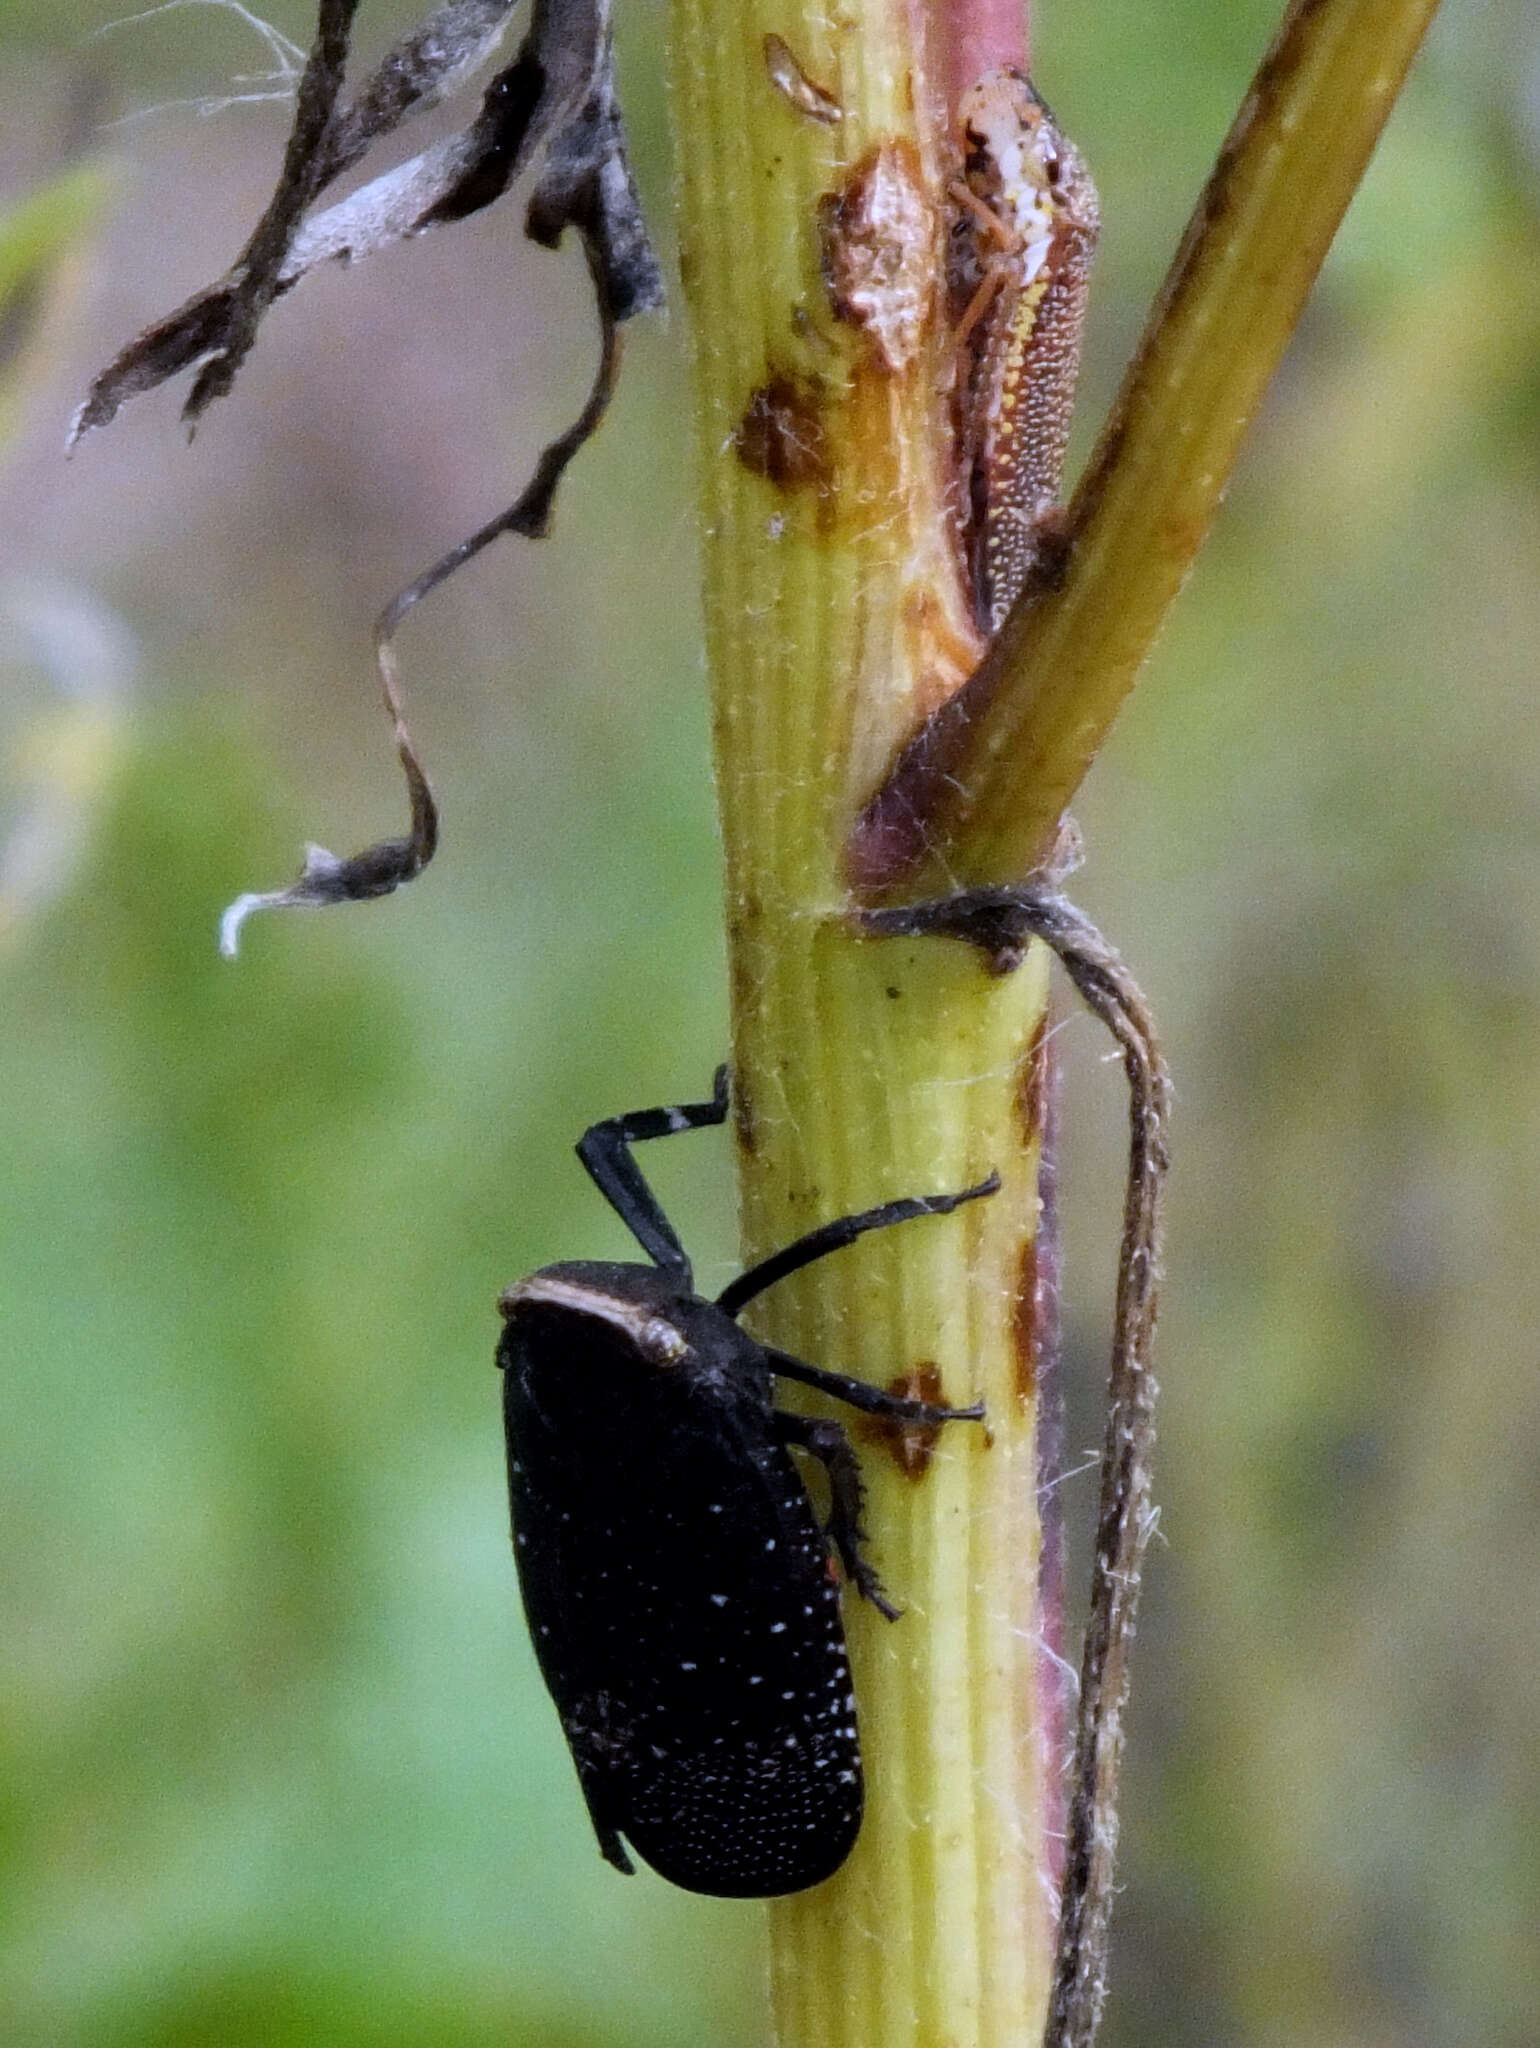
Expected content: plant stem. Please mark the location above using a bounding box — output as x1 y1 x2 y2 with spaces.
667 0 1443 2041
669 4 1061 2043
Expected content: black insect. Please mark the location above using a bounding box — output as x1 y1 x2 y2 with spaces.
495 1068 995 1897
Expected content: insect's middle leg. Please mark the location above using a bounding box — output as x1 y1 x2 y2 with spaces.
767 1347 984 1426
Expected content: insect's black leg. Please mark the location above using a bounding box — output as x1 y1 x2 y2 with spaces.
576 1065 729 1280
765 1347 984 1426
716 1172 1000 1319
772 1409 900 1621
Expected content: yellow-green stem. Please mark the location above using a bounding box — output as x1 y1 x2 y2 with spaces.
670 4 1059 2044
668 0 1448 2040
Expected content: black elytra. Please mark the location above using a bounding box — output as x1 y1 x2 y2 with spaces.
495 1068 996 1898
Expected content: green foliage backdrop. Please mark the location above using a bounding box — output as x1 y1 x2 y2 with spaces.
1 2 1537 2043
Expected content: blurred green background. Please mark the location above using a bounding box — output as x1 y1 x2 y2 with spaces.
1 1 1536 2043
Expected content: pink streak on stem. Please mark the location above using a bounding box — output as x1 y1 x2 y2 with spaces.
939 0 1030 105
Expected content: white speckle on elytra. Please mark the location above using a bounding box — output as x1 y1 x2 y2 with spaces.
770 1621 787 1633
765 1539 776 1551
748 1674 763 1685
710 1594 728 1607
680 1660 697 1671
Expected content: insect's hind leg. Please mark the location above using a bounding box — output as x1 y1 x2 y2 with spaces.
576 1065 729 1282
772 1409 900 1621
771 1353 987 1619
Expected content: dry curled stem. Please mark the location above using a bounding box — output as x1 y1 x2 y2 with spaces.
71 0 663 440
217 660 438 956
79 0 662 951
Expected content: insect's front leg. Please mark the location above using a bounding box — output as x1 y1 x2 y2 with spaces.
949 170 1027 349
575 1065 729 1279
950 173 1022 250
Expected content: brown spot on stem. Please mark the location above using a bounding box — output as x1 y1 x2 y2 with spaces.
818 143 937 374
843 681 976 890
731 1071 759 1157
1017 1007 1051 1146
858 1363 953 1480
728 953 756 1034
1251 0 1331 116
734 371 832 491
1012 1235 1041 1399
